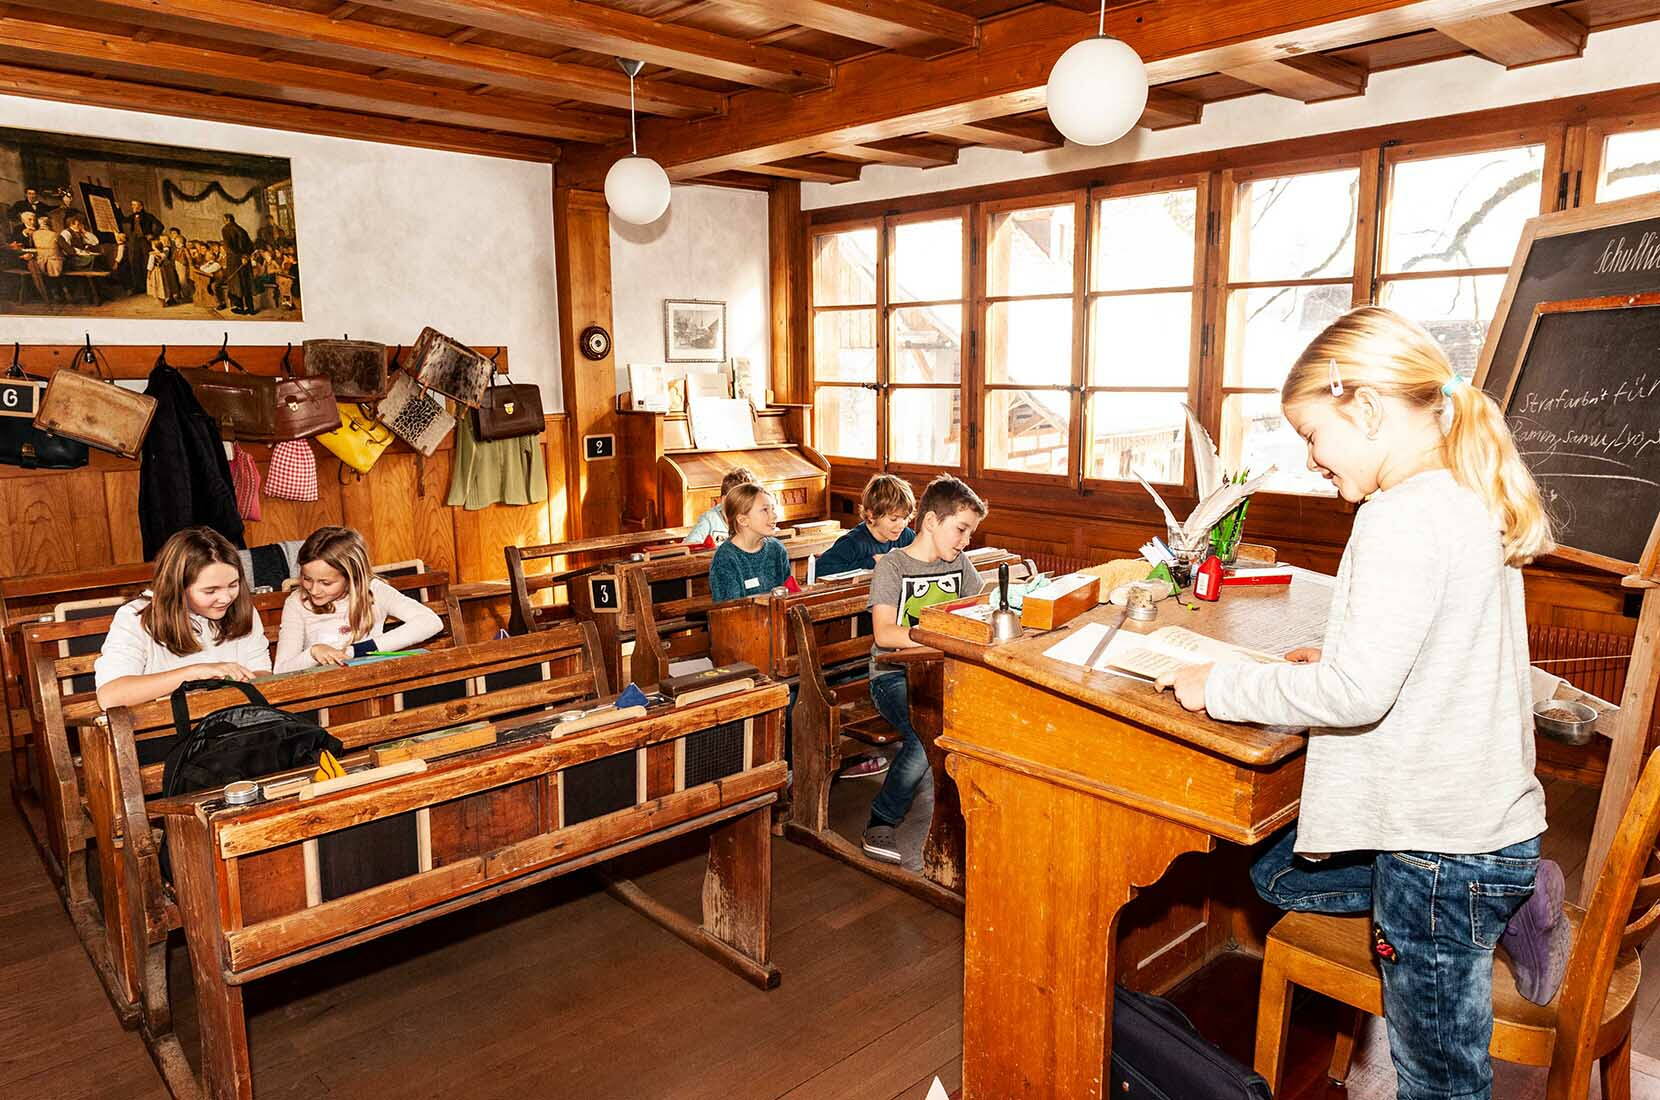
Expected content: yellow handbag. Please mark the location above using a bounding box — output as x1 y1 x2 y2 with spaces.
316 402 394 474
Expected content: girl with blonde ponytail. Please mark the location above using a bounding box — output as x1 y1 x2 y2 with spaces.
1172 306 1564 1099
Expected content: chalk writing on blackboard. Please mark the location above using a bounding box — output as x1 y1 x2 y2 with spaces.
1502 297 1660 568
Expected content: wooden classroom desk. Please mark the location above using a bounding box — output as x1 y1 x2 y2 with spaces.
912 568 1333 1100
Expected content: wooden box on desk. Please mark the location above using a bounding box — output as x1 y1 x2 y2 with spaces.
1020 573 1098 631
916 594 999 645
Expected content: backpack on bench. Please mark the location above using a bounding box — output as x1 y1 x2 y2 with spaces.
160 679 342 797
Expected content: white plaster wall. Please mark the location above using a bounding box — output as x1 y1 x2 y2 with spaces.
802 19 1660 211
0 95 564 411
609 183 770 399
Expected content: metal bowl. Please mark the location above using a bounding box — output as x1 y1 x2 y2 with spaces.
1533 698 1599 746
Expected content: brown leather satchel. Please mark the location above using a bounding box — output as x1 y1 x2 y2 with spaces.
407 326 493 408
472 370 544 441
302 337 388 401
33 347 158 459
182 344 337 442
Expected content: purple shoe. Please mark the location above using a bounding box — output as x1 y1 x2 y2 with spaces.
1501 859 1572 1005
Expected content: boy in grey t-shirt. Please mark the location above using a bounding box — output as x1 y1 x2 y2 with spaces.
861 475 987 865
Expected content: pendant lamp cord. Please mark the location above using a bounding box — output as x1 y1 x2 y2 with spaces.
1097 0 1106 36
629 69 638 155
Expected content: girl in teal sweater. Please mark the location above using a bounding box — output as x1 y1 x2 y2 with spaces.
708 483 789 602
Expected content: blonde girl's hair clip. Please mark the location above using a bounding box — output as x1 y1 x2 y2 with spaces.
1328 357 1343 397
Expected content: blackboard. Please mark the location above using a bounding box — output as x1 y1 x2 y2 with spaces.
1479 195 1660 403
1502 296 1660 570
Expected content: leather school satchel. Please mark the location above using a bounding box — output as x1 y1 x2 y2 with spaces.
0 346 90 470
317 402 396 474
407 326 492 408
34 348 159 460
182 344 337 443
303 337 388 402
472 370 544 441
377 370 455 457
1110 986 1272 1100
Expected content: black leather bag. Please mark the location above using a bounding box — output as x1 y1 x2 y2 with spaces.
157 679 343 795
0 346 90 471
1111 986 1272 1100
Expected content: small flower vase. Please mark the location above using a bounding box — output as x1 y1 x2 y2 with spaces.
1210 499 1250 566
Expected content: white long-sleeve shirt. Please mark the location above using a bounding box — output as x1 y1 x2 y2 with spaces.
273 577 442 672
1205 469 1546 856
92 595 271 690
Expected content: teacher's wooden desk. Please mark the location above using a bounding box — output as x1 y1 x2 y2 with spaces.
912 568 1332 1100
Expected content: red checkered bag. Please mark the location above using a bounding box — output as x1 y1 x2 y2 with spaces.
229 444 262 522
265 439 318 502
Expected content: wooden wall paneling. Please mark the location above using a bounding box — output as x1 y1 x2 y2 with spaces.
451 497 553 584
0 470 115 576
553 188 622 540
103 471 144 566
768 180 809 405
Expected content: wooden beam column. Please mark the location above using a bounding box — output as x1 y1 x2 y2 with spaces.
768 181 808 405
554 188 621 540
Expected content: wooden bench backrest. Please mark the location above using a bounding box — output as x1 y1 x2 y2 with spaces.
505 526 693 634
625 554 721 688
103 623 607 798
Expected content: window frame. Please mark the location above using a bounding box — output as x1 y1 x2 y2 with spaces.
885 205 970 479
975 188 1089 488
1583 110 1660 205
1080 173 1210 495
808 216 884 472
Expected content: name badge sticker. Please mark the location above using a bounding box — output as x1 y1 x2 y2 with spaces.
743 576 760 589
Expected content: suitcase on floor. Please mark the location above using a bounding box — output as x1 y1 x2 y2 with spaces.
1111 985 1272 1100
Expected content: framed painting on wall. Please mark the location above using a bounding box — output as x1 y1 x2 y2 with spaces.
0 125 301 321
664 299 726 362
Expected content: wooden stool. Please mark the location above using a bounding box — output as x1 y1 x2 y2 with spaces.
1253 749 1660 1100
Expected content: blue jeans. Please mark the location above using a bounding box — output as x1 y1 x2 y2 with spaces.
1252 829 1540 1100
867 671 927 827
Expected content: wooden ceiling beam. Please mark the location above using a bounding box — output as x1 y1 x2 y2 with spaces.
1139 87 1203 129
706 0 976 59
1437 6 1585 67
0 61 561 161
559 0 1548 183
932 116 1065 153
1225 54 1368 101
746 157 864 183
689 170 778 190
0 15 626 142
835 137 961 168
22 0 722 117
362 0 833 91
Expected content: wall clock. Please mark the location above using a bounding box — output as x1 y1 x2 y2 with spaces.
580 325 611 361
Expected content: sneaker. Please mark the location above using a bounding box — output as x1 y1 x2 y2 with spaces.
838 754 890 780
1501 859 1572 1005
861 823 902 865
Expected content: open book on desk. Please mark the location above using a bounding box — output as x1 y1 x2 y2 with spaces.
1045 623 1284 688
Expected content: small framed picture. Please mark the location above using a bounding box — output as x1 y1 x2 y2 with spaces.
664 299 727 363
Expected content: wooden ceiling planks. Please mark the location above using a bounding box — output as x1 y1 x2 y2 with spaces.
702 0 978 58
1437 6 1588 64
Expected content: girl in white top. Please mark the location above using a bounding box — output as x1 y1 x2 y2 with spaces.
1170 307 1558 1099
273 526 441 672
94 527 271 709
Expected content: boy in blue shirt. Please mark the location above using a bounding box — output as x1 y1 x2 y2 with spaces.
816 474 916 577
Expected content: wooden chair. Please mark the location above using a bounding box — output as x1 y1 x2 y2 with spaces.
1254 748 1660 1100
68 624 607 1056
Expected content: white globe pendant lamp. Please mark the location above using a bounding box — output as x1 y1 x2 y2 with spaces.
604 58 671 225
1045 0 1148 147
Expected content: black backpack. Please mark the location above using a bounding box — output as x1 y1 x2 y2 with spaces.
1111 985 1272 1100
160 679 342 797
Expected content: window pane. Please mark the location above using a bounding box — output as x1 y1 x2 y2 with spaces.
1086 393 1187 484
1233 168 1359 282
1383 145 1543 273
891 305 961 383
1089 293 1191 387
986 299 1073 386
1225 283 1353 389
985 390 1072 475
987 203 1075 296
890 389 961 466
814 386 876 459
812 228 877 306
891 217 962 303
1380 274 1508 380
812 309 876 382
1221 393 1334 496
1093 189 1198 290
1600 128 1660 202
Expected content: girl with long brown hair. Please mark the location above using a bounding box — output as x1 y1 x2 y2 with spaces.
273 526 440 672
93 526 269 709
